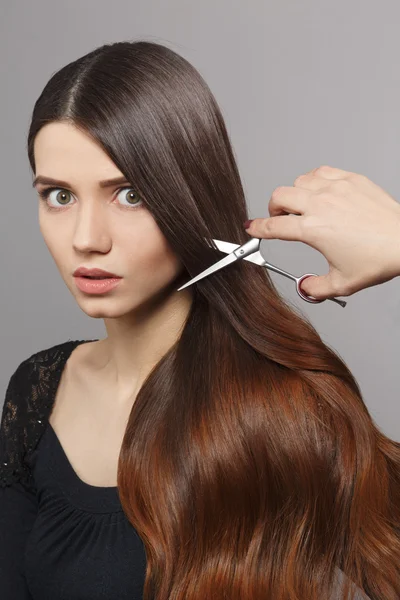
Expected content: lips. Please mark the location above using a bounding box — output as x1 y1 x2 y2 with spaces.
73 267 121 278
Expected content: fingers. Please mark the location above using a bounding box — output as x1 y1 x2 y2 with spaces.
247 165 365 242
296 165 388 202
294 176 335 193
268 168 346 218
268 186 311 217
245 213 305 242
299 165 354 181
294 165 355 193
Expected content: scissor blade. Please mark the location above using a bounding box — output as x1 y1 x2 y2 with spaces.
211 238 266 266
177 237 265 291
177 252 238 291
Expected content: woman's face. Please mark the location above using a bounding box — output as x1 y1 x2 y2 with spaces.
33 121 189 319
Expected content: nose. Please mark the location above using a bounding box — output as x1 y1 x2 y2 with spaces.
72 200 111 254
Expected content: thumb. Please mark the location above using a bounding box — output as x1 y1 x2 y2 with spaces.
299 274 336 300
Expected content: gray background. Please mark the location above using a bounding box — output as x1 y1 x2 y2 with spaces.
1 1 399 441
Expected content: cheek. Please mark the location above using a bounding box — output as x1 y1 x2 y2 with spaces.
125 231 183 288
38 217 70 273
39 220 61 258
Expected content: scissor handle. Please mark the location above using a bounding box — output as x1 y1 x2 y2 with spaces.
296 274 347 308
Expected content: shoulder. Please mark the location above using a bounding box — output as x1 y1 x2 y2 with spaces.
7 339 91 383
2 338 97 416
5 339 101 397
0 339 95 488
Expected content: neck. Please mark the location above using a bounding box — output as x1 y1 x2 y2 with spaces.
95 284 193 400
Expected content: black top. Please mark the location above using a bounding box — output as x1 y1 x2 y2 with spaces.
0 339 146 599
0 339 373 600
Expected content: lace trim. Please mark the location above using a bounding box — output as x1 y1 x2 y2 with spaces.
0 340 92 490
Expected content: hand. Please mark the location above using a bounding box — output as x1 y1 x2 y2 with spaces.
244 165 400 300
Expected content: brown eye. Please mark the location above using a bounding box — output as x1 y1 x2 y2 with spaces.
55 190 72 206
116 187 143 209
37 186 144 211
38 188 73 208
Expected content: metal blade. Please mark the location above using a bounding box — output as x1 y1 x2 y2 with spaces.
177 252 238 291
211 238 266 266
177 237 265 291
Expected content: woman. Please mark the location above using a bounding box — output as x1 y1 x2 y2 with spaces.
0 40 399 600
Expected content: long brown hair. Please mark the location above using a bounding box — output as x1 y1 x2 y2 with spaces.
26 40 400 599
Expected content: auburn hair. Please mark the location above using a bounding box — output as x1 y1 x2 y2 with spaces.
27 40 400 599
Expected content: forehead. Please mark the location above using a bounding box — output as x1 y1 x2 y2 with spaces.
33 122 122 182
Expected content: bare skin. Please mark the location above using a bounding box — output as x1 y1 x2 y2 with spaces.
48 341 130 487
245 165 400 299
33 121 193 487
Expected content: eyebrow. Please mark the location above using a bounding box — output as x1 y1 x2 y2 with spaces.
32 175 131 189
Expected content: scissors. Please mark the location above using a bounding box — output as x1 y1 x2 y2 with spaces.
176 236 347 308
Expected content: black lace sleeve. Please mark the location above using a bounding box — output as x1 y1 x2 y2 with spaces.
0 357 40 491
0 340 93 491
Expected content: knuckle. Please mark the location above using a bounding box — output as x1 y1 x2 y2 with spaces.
330 274 351 297
315 189 330 200
269 187 285 214
336 281 350 297
263 218 275 233
271 185 285 198
350 172 367 184
315 165 332 175
331 179 351 193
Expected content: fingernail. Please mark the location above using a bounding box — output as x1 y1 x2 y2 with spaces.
243 219 253 229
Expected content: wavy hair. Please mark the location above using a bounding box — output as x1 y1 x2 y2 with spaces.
26 40 400 599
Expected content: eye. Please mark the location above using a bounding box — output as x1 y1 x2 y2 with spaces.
37 188 73 208
115 187 143 209
37 186 144 211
